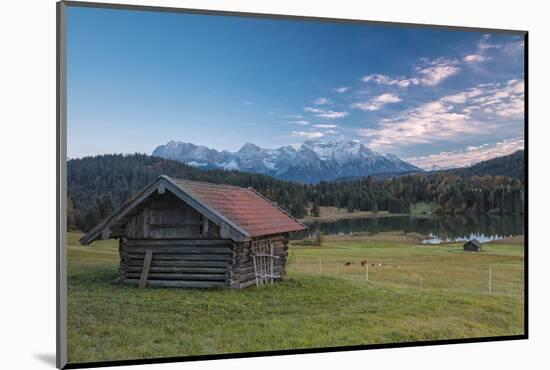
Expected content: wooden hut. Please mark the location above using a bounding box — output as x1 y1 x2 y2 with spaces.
463 239 482 252
80 175 307 289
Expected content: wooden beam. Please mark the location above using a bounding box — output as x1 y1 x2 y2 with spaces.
138 249 153 289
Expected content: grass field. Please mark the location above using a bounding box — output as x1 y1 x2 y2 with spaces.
66 232 524 364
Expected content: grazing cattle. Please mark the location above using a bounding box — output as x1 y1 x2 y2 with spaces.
345 262 352 266
361 260 367 266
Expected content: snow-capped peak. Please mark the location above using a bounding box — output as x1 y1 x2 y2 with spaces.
152 139 421 183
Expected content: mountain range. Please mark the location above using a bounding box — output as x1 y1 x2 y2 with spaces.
152 140 421 183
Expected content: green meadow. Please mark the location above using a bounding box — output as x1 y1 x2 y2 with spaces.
66 232 524 364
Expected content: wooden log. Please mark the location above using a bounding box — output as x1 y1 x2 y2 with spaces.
149 222 203 228
238 279 259 289
125 239 229 247
126 259 229 268
126 266 227 274
124 246 231 254
234 271 259 282
127 253 230 261
139 249 153 289
127 272 227 281
123 279 227 289
231 261 283 272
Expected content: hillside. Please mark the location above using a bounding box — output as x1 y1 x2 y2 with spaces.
336 150 525 181
445 150 524 179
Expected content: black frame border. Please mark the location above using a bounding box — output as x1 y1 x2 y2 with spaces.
56 1 528 369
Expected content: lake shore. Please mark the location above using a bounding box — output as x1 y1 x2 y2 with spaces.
300 206 408 223
488 234 525 245
293 231 526 247
293 231 428 245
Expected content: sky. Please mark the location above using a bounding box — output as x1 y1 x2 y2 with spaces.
67 6 525 169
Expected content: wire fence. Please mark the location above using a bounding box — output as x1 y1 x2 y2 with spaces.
285 259 524 297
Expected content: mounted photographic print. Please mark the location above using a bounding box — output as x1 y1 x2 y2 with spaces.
56 1 527 368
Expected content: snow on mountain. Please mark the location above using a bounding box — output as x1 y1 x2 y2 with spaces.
152 140 421 183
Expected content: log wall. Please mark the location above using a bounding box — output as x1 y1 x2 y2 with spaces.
228 234 289 289
118 233 290 289
120 238 231 288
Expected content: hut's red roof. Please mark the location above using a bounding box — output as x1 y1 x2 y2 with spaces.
170 178 307 238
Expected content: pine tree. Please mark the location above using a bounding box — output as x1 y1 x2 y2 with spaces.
311 202 320 217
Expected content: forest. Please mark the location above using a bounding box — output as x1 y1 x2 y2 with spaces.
67 152 525 232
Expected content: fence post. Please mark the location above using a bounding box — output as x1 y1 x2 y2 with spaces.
319 258 322 274
366 264 369 282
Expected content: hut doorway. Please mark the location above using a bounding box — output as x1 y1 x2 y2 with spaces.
251 240 280 287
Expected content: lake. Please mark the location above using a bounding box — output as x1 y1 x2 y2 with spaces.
297 214 525 244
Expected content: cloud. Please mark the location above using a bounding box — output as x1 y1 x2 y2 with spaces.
291 120 310 125
281 114 303 119
477 34 502 50
463 54 486 63
465 79 524 118
462 35 523 65
313 124 338 129
376 93 402 104
357 79 524 150
304 107 349 119
291 130 325 139
352 93 401 111
361 74 419 88
313 97 331 105
362 58 459 88
319 111 349 119
335 87 351 93
406 137 524 170
416 58 460 86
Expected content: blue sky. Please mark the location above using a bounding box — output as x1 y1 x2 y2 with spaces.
67 6 525 169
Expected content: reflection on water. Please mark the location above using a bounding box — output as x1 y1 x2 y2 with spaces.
296 215 524 245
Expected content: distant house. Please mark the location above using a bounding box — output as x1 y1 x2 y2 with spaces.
463 239 482 252
80 175 307 289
